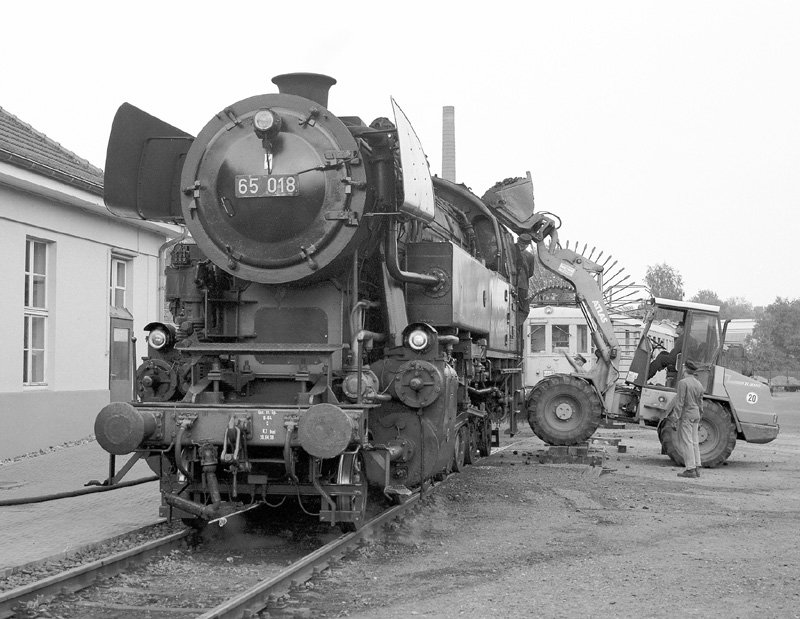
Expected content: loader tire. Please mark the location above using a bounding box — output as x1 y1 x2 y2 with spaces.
658 399 737 468
527 374 603 445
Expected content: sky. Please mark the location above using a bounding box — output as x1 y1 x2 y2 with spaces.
2 1 798 307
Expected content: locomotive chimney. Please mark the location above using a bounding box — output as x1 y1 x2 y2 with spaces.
271 73 337 108
442 105 456 182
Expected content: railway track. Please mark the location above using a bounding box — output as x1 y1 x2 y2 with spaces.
199 495 421 619
0 490 423 618
0 529 192 618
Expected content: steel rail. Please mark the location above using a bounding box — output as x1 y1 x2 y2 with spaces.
0 529 191 619
198 493 422 619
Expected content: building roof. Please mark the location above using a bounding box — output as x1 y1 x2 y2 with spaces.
0 106 103 196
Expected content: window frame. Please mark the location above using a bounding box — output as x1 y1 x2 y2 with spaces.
551 324 571 352
110 256 129 309
23 238 49 386
576 324 589 354
529 323 546 353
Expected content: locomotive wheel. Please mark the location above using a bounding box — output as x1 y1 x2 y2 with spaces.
452 427 468 473
658 400 737 468
527 375 602 445
477 419 492 457
336 453 368 533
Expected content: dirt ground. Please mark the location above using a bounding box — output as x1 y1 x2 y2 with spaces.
293 392 800 618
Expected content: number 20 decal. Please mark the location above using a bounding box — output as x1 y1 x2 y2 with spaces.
746 392 759 404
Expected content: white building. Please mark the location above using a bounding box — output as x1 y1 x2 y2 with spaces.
0 107 176 458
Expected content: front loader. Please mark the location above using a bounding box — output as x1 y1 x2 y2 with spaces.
522 241 779 467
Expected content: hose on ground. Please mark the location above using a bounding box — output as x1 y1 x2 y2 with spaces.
0 475 158 506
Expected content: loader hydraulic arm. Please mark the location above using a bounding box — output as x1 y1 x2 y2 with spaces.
534 241 620 390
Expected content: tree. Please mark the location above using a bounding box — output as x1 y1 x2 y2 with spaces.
690 289 722 306
690 290 756 319
645 263 684 300
721 296 755 320
752 298 800 364
748 337 789 376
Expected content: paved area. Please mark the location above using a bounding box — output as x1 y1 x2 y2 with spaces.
0 440 162 574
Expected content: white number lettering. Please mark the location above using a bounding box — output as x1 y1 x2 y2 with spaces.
249 177 259 194
238 178 248 194
286 176 296 193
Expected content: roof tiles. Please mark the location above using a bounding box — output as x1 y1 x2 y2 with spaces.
0 105 103 195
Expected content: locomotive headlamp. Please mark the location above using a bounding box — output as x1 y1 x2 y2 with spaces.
408 329 428 350
148 327 170 350
253 109 282 138
403 322 437 353
408 330 429 351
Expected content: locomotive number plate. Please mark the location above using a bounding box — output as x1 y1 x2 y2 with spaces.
235 174 299 198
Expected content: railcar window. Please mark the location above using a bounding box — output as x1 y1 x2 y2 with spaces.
552 324 570 352
577 324 588 354
530 324 546 353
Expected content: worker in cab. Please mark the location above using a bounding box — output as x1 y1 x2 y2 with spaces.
648 320 685 381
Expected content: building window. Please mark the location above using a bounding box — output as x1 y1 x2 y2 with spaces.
24 239 48 385
110 258 128 308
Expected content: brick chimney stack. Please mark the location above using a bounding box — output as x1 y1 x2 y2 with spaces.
442 106 456 182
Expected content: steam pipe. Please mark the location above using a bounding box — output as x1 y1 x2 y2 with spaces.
385 219 440 287
438 335 460 347
162 492 220 520
174 421 193 478
353 330 386 356
199 443 222 508
468 386 498 397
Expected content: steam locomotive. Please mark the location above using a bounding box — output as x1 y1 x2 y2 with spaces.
94 73 547 529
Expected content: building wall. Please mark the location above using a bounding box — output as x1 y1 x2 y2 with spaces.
0 182 170 457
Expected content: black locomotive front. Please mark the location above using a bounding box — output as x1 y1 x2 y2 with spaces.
95 73 536 528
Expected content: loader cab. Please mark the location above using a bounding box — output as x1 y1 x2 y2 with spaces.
677 310 721 391
627 298 722 392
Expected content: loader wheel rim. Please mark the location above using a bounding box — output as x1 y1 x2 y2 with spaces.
547 395 584 430
698 423 711 444
554 402 575 421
